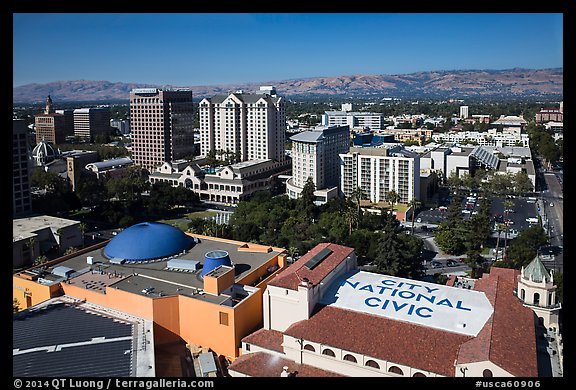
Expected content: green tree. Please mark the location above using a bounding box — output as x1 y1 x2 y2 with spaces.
300 177 317 221
373 213 423 279
512 171 533 195
554 271 563 304
505 225 549 268
446 172 462 194
13 298 20 313
33 255 49 266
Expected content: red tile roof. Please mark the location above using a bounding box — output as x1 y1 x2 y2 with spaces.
268 243 354 290
458 267 538 377
284 304 471 377
228 351 344 377
242 328 284 353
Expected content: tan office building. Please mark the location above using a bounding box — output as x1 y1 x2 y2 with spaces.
130 88 195 172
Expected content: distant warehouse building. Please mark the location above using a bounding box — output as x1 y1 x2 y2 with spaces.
85 157 133 179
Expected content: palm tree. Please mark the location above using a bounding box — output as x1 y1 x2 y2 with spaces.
494 222 505 261
27 237 37 264
408 198 422 235
287 247 299 262
79 222 87 236
350 186 366 228
344 202 359 236
385 190 400 216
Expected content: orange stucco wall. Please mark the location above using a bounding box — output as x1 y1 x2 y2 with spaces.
233 289 264 352
13 276 61 310
152 295 181 344
177 294 237 358
60 282 155 320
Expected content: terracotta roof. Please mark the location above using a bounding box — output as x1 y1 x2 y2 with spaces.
268 243 354 290
242 328 284 353
458 267 538 377
284 304 471 377
228 351 344 377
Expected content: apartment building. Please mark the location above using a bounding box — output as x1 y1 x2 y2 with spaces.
286 125 350 204
340 145 420 204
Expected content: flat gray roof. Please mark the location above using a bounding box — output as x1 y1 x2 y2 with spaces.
13 216 79 242
39 235 282 300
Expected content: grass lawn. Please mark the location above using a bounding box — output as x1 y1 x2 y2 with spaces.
158 211 218 231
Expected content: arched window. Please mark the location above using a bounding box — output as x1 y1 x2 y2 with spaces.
303 344 315 352
388 366 404 376
534 292 540 305
365 360 380 369
322 348 335 357
483 369 493 377
343 354 357 363
520 289 525 300
412 372 426 377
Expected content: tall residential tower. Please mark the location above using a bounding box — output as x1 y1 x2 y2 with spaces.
199 86 286 163
286 125 350 204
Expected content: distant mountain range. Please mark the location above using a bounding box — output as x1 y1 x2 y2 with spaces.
13 68 563 103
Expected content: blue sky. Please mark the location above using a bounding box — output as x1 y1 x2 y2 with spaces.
13 13 563 87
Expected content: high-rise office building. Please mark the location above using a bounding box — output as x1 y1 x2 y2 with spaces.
130 88 195 171
73 107 111 141
199 87 286 163
460 105 469 119
34 95 74 144
13 119 32 217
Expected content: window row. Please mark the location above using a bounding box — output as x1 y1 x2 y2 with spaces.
303 344 426 376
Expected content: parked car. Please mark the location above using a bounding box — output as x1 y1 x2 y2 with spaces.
446 260 458 267
431 261 442 268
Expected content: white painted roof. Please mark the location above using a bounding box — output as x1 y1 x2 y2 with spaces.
320 270 493 336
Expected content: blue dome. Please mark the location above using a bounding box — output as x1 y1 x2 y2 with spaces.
103 222 193 262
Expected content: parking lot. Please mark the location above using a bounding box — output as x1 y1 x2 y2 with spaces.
415 194 540 238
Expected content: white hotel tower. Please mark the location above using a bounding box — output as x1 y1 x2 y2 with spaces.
199 86 286 163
